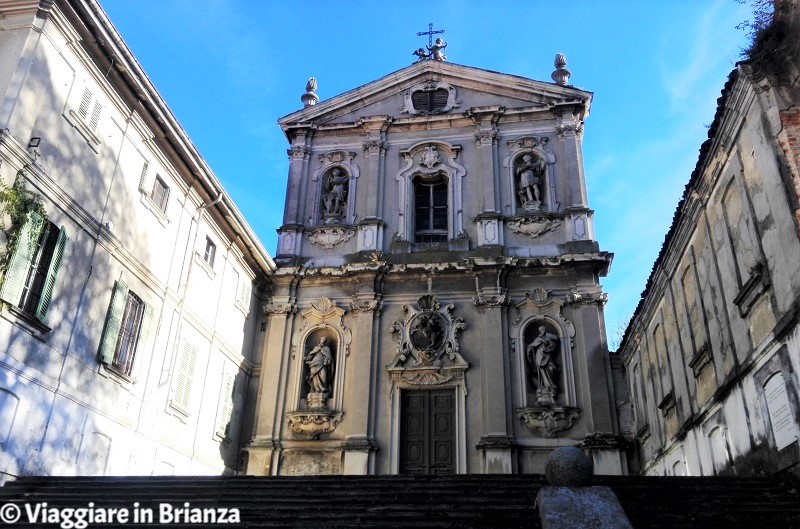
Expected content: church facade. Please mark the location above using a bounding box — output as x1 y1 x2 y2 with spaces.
245 55 625 475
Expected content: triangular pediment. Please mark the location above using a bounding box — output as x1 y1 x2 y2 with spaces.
279 61 592 131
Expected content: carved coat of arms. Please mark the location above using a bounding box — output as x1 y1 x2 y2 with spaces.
389 294 465 368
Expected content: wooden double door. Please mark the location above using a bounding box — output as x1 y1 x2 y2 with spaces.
400 390 455 475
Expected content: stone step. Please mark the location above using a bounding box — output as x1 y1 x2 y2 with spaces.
1 474 797 529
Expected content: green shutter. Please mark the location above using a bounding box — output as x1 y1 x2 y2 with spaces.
35 226 67 321
0 212 44 306
139 303 157 352
97 280 128 364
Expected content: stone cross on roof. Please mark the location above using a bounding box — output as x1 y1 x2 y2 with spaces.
413 23 447 62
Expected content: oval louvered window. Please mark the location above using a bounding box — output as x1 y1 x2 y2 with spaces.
412 88 449 114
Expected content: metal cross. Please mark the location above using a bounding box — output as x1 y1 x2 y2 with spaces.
417 23 444 47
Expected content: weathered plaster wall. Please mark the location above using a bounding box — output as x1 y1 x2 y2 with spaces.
619 56 800 476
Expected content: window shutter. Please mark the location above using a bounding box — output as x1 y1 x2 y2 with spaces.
236 276 251 310
138 303 157 352
89 101 102 131
78 88 92 120
138 160 150 193
98 280 128 364
216 370 235 437
431 89 449 112
0 212 44 305
35 226 67 321
172 341 197 411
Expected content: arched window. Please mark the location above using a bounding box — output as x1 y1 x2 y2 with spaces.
414 176 448 243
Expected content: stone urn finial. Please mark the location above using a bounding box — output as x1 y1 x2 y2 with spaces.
301 77 319 108
551 53 571 86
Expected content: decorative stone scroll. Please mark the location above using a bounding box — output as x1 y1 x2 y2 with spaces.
473 287 507 308
507 216 562 239
349 298 382 314
287 411 343 440
569 288 608 306
263 302 296 315
517 406 581 438
305 227 356 250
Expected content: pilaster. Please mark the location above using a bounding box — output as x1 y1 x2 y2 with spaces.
283 127 313 225
554 109 588 209
473 277 513 473
342 291 383 474
246 298 296 475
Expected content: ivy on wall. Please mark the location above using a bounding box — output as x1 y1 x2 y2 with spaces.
0 170 47 279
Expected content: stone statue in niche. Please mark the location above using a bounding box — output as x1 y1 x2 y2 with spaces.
322 168 348 223
305 336 334 409
526 325 559 405
516 153 546 212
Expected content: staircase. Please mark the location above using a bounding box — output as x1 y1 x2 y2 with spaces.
0 474 798 528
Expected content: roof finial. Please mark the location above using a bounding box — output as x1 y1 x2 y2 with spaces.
301 77 318 108
413 23 447 62
551 53 571 85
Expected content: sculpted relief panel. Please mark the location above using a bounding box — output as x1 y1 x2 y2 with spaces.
388 294 468 386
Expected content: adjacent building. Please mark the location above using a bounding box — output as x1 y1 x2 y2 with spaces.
0 0 274 480
617 3 800 477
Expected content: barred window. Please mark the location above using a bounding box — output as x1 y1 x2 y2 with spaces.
112 292 146 376
98 281 153 378
414 178 448 243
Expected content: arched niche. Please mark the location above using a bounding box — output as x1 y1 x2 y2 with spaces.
395 141 467 246
289 298 352 412
311 151 359 226
510 289 576 408
301 328 338 403
503 136 556 215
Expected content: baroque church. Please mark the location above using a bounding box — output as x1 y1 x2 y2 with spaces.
246 48 624 475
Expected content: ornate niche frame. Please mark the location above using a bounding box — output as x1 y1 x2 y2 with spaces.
286 298 352 439
309 150 360 226
503 136 557 216
400 80 462 116
386 294 469 473
395 141 467 249
510 288 580 438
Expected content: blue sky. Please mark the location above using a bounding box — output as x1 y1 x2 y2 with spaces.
100 0 753 347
